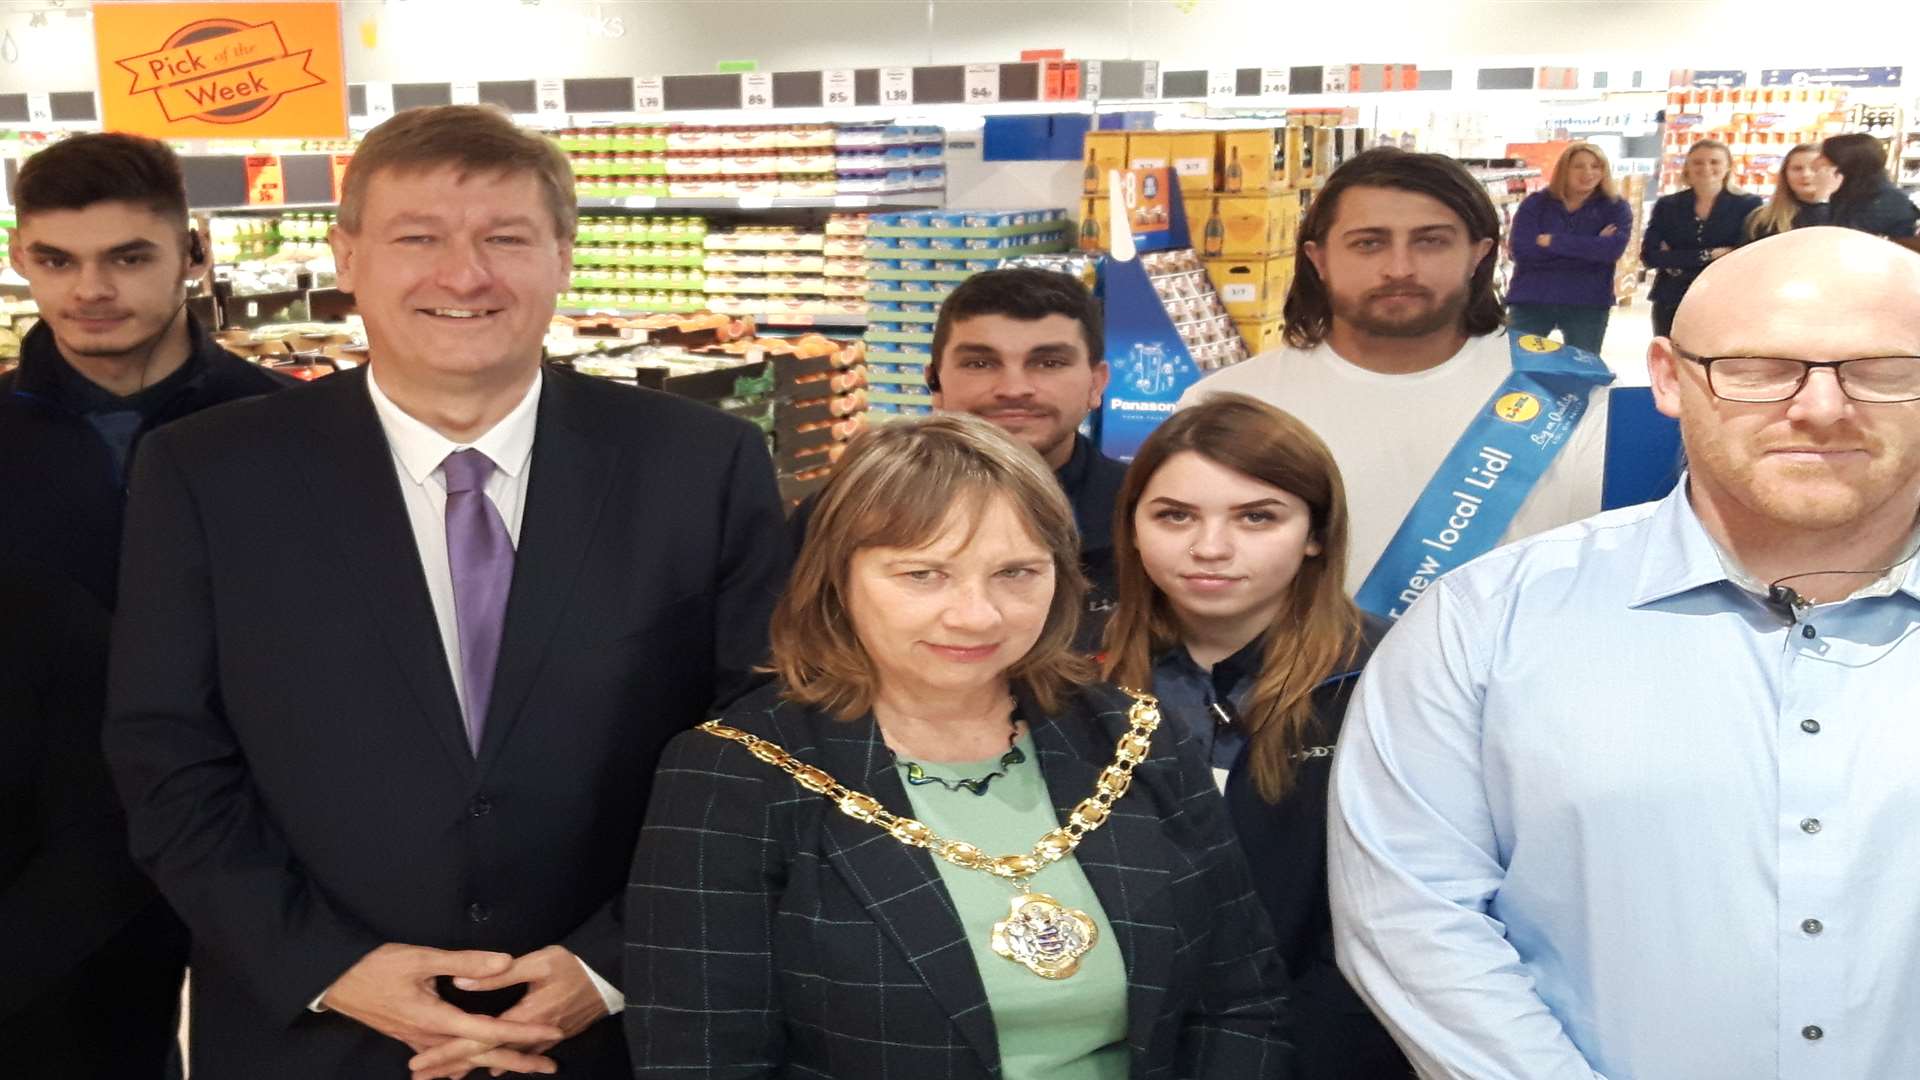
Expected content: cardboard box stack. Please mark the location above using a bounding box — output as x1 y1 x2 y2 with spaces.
768 333 870 506
700 216 873 322
565 214 710 313
1080 125 1341 355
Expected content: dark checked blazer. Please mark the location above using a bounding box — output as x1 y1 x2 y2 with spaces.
624 678 1294 1079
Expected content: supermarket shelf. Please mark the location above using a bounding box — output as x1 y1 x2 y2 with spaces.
754 313 873 330
576 192 945 211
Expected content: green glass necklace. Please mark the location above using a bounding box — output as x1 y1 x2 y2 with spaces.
891 717 1026 796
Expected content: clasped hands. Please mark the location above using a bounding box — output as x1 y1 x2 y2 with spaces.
321 942 610 1079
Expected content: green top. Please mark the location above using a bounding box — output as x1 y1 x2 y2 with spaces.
898 731 1130 1080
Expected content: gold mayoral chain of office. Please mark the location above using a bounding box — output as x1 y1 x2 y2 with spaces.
698 690 1162 980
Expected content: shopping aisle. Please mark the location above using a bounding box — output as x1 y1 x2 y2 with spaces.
1600 293 1657 387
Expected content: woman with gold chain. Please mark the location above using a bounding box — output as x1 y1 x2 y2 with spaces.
624 414 1291 1079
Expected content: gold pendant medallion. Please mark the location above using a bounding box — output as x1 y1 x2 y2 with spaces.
991 890 1098 979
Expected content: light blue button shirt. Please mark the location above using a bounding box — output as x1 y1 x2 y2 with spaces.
1328 482 1920 1080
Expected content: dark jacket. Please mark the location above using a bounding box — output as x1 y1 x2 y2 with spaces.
625 679 1294 1079
1639 188 1765 306
1150 615 1408 1079
0 316 292 608
1830 177 1920 238
1747 198 1832 240
1506 190 1634 308
0 565 185 1078
0 316 283 1079
787 432 1129 650
104 364 788 1079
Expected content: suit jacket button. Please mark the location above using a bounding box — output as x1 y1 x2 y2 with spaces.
469 795 492 818
467 901 491 924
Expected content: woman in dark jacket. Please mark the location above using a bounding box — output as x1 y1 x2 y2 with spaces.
627 414 1292 1080
1103 394 1410 1079
1821 132 1920 246
1746 143 1835 240
1640 139 1763 337
1507 141 1634 353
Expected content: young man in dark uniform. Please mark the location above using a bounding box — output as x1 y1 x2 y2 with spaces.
0 132 289 1078
792 268 1126 646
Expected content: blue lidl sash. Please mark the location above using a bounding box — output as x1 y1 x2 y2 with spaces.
1354 333 1615 620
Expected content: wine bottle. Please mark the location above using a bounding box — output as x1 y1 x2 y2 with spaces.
1203 199 1225 257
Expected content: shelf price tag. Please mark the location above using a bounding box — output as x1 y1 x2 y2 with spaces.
1207 68 1239 104
25 93 51 124
451 81 479 105
741 72 773 110
880 66 914 107
537 78 566 117
1260 68 1289 99
364 81 395 122
964 63 999 104
633 76 665 114
245 155 285 206
822 69 856 108
1140 60 1161 99
1323 65 1352 93
329 153 353 201
1083 60 1104 101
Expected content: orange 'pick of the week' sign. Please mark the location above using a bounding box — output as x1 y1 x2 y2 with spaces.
94 2 348 139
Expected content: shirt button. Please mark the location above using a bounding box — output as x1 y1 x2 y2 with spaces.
1802 624 1818 639
1802 918 1824 935
1800 817 1823 834
1802 1025 1824 1041
1801 719 1821 734
467 901 491 924
468 795 493 818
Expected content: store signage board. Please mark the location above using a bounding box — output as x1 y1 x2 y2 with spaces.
822 69 856 108
450 81 479 105
93 1 348 138
1259 68 1289 99
880 67 914 106
741 72 773 110
1761 66 1902 88
965 63 1000 104
1683 69 1747 88
633 76 665 114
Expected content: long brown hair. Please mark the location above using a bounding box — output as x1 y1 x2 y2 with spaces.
773 413 1092 720
1283 147 1507 349
1101 394 1365 802
1747 144 1821 240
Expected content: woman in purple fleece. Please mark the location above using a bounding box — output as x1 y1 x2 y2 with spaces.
1505 141 1633 354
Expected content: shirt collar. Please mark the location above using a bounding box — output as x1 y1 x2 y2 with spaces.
1630 476 1920 608
365 365 542 487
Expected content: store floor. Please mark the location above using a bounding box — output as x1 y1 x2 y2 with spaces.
1598 292 1657 387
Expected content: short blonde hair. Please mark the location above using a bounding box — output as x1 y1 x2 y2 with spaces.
772 414 1092 719
1546 142 1620 205
337 104 576 240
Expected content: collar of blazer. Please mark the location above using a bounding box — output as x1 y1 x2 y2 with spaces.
790 682 1186 1071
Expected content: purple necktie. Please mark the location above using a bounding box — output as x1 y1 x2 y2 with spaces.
442 449 514 753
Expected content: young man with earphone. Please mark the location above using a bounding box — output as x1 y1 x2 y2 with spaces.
0 132 288 1079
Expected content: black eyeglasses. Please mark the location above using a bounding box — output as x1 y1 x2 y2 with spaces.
1673 345 1920 404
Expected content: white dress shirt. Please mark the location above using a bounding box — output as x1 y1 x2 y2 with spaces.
1328 481 1920 1079
311 367 621 1015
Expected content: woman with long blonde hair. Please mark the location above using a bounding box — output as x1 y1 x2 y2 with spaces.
1102 393 1405 1079
1506 141 1633 352
1746 144 1835 240
1640 138 1762 337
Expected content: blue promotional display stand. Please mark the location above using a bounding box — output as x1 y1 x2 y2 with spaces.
1096 169 1207 461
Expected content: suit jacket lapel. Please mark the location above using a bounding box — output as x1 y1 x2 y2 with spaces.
289 367 474 780
1029 690 1179 1059
476 369 618 769
811 713 1003 1074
